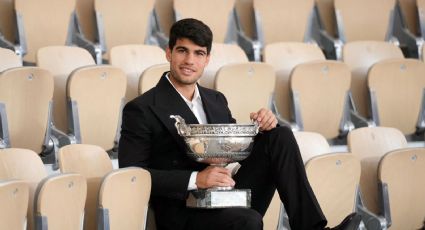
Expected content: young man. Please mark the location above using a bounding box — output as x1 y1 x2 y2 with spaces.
118 18 360 230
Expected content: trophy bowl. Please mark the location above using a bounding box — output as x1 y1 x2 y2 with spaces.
170 115 259 166
170 115 260 209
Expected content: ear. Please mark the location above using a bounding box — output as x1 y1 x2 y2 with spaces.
166 47 172 62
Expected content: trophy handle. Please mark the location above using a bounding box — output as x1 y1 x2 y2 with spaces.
170 115 190 136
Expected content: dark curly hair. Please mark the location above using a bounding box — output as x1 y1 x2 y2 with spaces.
168 18 213 54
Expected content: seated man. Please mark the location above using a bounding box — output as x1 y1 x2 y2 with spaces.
118 18 361 230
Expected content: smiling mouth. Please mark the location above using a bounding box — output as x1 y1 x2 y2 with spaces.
180 66 195 74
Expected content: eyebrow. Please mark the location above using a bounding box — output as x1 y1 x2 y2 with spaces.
175 46 207 54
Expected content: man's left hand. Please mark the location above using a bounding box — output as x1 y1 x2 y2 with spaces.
250 108 278 132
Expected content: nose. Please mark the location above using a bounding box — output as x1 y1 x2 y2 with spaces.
183 52 194 64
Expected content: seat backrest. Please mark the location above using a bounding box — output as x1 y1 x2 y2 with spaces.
139 63 170 95
0 180 29 229
342 41 404 118
59 144 113 230
109 44 167 101
34 173 87 230
293 131 331 163
253 0 315 45
200 43 249 89
67 65 127 150
399 0 420 36
0 148 48 230
14 0 76 63
263 42 325 120
290 60 351 139
174 0 236 43
378 147 425 229
368 58 425 135
76 0 96 42
95 0 155 59
37 46 95 133
0 47 22 72
305 153 361 227
0 0 17 43
347 126 407 214
215 62 276 123
0 67 53 153
98 167 151 230
315 0 337 37
334 0 396 42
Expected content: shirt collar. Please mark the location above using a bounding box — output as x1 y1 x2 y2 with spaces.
165 73 202 104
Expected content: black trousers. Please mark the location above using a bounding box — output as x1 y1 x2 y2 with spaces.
185 126 327 230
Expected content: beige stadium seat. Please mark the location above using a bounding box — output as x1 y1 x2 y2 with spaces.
34 173 87 230
334 0 396 42
200 43 249 89
0 180 29 229
0 148 48 230
36 46 96 133
342 41 404 119
59 144 113 230
290 60 352 140
378 148 425 230
214 62 276 123
14 0 76 63
263 42 325 122
0 67 54 154
315 0 337 38
253 0 316 46
0 47 22 72
155 0 174 37
347 126 407 228
98 167 151 230
305 153 361 228
368 58 425 136
293 131 331 163
173 0 237 43
235 0 256 40
0 0 17 46
67 65 127 151
109 44 167 101
75 0 96 44
94 0 156 60
139 63 169 95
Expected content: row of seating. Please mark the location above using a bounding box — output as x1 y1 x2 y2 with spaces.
0 144 151 230
1 0 425 63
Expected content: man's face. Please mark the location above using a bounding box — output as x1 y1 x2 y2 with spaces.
166 38 210 87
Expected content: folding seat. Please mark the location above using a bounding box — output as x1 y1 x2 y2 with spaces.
321 0 398 59
393 0 423 58
138 63 170 95
173 0 237 43
0 0 18 55
378 147 425 229
13 0 76 64
67 65 127 151
109 44 167 101
34 173 87 230
214 62 276 123
98 168 151 230
315 0 338 39
342 41 404 120
367 58 425 137
0 180 29 229
154 0 174 37
234 0 256 42
0 47 22 72
347 127 408 229
58 144 151 230
200 43 249 89
305 153 361 228
92 0 160 62
36 46 96 133
293 131 331 163
0 67 59 157
75 0 96 45
290 60 352 140
263 42 325 124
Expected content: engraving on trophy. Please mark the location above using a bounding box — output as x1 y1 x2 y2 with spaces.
170 115 259 208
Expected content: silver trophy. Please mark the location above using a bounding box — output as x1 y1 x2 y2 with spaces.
170 115 259 208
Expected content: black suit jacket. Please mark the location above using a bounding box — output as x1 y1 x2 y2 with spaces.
119 72 236 229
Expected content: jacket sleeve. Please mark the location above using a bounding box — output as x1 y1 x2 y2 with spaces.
118 100 192 200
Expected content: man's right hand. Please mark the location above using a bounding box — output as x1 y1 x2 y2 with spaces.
196 166 235 189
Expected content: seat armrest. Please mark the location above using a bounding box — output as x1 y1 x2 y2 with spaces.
73 33 103 64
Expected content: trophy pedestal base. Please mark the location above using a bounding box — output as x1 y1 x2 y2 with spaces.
187 189 251 208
